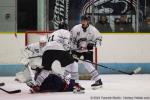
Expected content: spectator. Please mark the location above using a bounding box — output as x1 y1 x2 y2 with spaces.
95 15 112 32
115 15 134 32
140 16 150 32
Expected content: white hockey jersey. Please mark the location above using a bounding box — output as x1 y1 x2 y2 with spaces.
23 42 43 70
70 24 102 49
42 29 71 53
26 42 43 57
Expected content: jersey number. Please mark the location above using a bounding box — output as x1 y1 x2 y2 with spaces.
48 35 54 41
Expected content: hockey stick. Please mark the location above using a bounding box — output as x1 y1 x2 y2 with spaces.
0 83 5 86
28 56 42 59
73 55 142 75
0 88 21 94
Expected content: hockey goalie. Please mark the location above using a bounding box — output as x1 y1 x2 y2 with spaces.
15 36 47 83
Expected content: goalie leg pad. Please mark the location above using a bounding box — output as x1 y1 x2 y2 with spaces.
15 67 32 83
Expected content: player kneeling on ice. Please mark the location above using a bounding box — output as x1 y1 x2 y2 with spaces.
26 29 84 93
70 15 103 89
15 36 47 83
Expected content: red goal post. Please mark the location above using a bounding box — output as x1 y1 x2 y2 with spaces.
25 31 54 46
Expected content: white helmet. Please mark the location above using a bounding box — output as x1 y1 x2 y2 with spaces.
39 36 47 48
40 36 47 43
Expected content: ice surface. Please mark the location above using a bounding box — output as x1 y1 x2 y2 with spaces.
0 74 150 100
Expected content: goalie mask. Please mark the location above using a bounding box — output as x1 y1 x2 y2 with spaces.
39 36 47 48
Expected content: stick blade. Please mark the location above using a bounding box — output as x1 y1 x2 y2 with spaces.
0 88 21 94
133 67 142 74
8 89 21 94
0 83 5 86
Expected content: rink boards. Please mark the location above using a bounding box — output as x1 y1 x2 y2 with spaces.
0 33 150 76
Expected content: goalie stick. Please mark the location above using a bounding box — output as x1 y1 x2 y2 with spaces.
73 55 142 75
28 56 42 59
0 82 21 94
0 88 21 94
0 83 5 86
0 34 23 93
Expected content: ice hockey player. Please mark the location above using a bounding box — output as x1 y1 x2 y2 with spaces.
25 35 47 68
15 36 48 83
26 69 83 93
26 29 84 93
70 15 103 89
26 36 47 57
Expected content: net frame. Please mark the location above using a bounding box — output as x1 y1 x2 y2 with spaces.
25 31 54 46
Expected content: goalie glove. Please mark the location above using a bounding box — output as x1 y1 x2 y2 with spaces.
87 43 94 50
20 57 30 65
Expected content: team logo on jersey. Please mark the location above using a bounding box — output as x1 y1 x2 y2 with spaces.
34 49 39 53
77 32 80 36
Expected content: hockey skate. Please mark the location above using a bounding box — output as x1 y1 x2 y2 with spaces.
73 83 85 94
91 79 103 90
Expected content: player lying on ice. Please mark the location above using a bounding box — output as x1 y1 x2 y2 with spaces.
21 29 85 93
26 69 83 93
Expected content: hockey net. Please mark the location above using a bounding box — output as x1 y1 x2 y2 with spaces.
25 31 53 46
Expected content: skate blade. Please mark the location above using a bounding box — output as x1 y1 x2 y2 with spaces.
73 90 85 94
92 85 102 90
